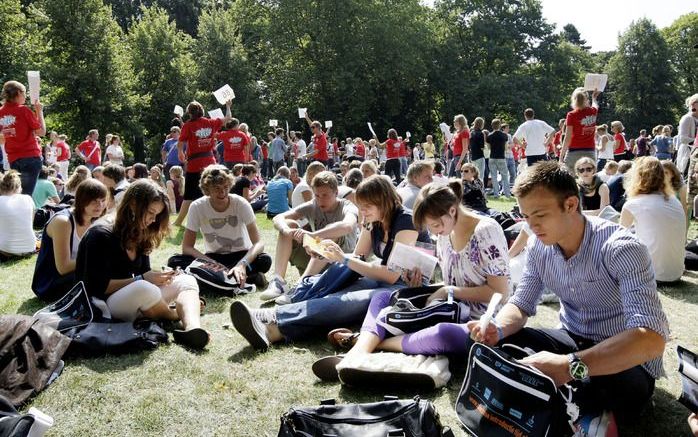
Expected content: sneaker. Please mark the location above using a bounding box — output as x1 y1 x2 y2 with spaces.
274 293 293 306
258 275 288 301
574 410 618 437
248 272 269 289
229 301 270 351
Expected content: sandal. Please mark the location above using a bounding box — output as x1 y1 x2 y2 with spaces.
327 328 359 351
173 327 210 350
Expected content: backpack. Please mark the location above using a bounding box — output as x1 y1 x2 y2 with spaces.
376 285 463 336
184 258 255 295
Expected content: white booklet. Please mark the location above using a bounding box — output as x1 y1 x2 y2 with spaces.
386 241 438 282
583 73 607 92
213 84 235 105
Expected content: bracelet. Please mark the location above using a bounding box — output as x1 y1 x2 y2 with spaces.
239 259 251 272
341 256 350 266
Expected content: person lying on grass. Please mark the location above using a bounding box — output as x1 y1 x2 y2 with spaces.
75 179 209 350
313 179 510 380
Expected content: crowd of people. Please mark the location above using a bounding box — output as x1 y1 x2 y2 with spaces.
2 77 698 435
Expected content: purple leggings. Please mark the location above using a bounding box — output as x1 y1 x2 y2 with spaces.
360 289 471 355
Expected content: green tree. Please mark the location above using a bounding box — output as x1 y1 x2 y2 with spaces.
0 0 47 84
41 0 138 148
662 13 698 102
127 5 196 158
194 7 263 135
561 23 590 50
106 0 215 36
607 18 679 135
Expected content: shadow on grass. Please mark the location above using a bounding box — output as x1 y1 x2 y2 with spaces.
165 226 186 246
68 349 155 372
16 295 46 316
659 276 698 305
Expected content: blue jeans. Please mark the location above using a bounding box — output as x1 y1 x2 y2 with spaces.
275 277 404 341
473 157 486 184
10 156 43 196
506 157 517 185
295 158 306 176
399 157 408 175
448 155 462 178
489 158 510 197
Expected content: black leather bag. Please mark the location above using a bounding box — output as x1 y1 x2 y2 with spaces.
278 396 454 437
378 285 462 336
0 395 33 437
64 320 168 357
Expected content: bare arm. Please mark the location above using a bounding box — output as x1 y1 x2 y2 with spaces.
47 216 76 275
310 212 357 241
619 208 634 228
33 101 46 137
559 126 573 162
181 229 214 262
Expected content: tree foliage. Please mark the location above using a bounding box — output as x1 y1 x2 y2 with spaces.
662 13 698 101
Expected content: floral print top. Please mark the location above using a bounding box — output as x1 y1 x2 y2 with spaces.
436 216 510 318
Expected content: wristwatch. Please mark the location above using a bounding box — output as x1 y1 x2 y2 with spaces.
567 353 590 382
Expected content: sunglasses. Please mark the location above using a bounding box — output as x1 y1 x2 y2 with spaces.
461 169 470 173
577 167 594 174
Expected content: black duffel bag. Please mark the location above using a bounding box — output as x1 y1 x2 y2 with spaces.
64 319 168 358
278 396 454 437
0 395 33 437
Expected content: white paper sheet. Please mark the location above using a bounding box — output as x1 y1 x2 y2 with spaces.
368 122 377 137
269 119 278 127
173 105 184 117
298 108 307 119
212 84 235 105
583 73 607 92
286 121 289 135
406 131 411 138
325 120 333 128
27 71 40 104
386 242 439 281
439 122 453 142
208 108 224 120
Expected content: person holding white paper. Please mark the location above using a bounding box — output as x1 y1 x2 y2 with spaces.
317 179 509 368
373 128 403 184
0 80 46 195
559 88 600 173
172 99 232 227
304 111 330 166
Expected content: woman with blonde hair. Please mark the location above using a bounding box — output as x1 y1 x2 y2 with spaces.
149 165 165 190
0 170 35 259
559 87 600 173
595 124 614 171
64 165 91 199
651 125 675 161
661 160 690 228
76 180 209 349
449 114 470 177
460 162 488 213
166 165 185 213
621 157 685 282
575 156 609 215
611 121 627 162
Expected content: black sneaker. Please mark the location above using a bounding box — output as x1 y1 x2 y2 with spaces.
229 301 270 351
248 272 269 289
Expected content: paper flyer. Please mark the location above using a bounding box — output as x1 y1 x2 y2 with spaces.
173 105 184 117
298 108 307 119
208 108 224 119
27 71 40 104
269 119 278 127
325 120 333 128
213 84 235 105
368 122 377 137
583 73 607 92
386 242 438 281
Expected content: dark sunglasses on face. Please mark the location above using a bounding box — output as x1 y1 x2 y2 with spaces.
461 169 470 173
577 167 594 174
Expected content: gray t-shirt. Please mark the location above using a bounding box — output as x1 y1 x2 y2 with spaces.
295 198 359 252
397 183 421 210
186 194 255 254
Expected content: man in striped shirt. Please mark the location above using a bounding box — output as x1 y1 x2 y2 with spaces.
469 161 670 429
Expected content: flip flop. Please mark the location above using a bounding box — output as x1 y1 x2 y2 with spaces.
173 327 210 350
338 368 436 391
311 355 345 382
327 328 359 351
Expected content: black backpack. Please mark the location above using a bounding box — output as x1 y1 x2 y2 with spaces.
0 395 34 437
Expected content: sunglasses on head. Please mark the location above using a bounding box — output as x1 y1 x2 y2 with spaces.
577 167 594 174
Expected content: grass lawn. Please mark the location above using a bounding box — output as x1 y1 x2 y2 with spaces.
1 197 697 436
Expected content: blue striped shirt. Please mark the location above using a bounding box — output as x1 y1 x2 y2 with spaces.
510 216 670 379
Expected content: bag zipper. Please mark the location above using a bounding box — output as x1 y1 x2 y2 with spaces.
288 400 419 426
472 356 551 401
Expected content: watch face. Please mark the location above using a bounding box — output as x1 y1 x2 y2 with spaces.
570 361 589 380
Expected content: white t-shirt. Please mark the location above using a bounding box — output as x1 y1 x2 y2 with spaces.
345 142 354 157
105 145 124 166
186 194 255 254
597 134 614 159
623 193 685 282
292 179 312 208
0 194 36 255
296 139 307 158
513 119 555 156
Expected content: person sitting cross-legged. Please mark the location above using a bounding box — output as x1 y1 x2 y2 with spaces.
468 161 670 432
180 165 271 288
259 170 360 302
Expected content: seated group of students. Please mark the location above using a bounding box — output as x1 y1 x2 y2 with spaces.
28 156 672 430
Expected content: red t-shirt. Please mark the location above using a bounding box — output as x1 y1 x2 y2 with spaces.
613 132 626 155
399 141 408 157
565 107 598 150
56 141 70 161
453 129 470 156
550 131 562 156
385 138 402 159
313 132 329 161
355 142 365 157
180 117 223 173
78 139 101 165
261 143 269 159
0 101 41 163
219 129 250 163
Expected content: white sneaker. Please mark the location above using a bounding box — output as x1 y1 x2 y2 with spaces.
259 275 288 301
275 293 293 306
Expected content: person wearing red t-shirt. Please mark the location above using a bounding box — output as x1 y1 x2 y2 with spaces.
303 111 330 166
559 88 600 172
0 80 46 195
354 138 366 161
219 117 250 169
374 128 402 184
611 121 628 162
172 99 232 226
55 134 71 180
550 119 565 159
76 129 102 172
449 114 470 177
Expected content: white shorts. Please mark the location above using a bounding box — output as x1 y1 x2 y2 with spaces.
106 274 198 322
